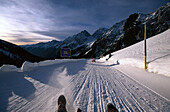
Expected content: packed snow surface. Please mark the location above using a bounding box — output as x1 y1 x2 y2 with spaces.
0 59 170 112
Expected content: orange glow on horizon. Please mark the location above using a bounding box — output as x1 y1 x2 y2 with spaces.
0 32 58 45
13 41 40 46
0 36 54 45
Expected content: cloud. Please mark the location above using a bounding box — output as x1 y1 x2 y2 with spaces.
33 30 79 40
0 31 57 45
0 0 169 45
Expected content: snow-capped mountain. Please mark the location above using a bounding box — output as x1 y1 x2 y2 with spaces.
82 2 170 58
0 39 44 67
83 20 125 58
59 30 94 49
53 30 97 58
22 30 98 59
92 28 108 38
21 2 170 59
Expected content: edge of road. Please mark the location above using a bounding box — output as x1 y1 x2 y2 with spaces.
113 65 170 102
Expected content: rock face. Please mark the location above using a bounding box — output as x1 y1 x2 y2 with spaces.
0 39 44 68
21 3 170 59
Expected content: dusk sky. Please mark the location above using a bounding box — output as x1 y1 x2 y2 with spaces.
0 0 169 45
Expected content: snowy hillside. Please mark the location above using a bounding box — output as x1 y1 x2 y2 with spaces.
101 29 170 77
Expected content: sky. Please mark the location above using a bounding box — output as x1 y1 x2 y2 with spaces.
0 0 169 45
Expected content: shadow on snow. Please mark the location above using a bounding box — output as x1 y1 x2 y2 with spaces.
0 59 88 112
0 71 36 112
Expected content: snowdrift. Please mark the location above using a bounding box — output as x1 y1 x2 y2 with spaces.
0 65 19 72
101 29 170 77
0 59 78 72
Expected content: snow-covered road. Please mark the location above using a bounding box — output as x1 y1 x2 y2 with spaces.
71 61 170 112
0 60 170 112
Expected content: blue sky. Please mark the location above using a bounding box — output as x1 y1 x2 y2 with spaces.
0 0 169 45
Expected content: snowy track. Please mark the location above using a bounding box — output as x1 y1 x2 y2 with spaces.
0 60 170 112
71 61 170 112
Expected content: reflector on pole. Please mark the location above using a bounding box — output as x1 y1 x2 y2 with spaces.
144 24 147 69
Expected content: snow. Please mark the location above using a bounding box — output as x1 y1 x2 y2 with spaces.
100 29 170 77
113 65 170 101
0 59 170 112
0 29 170 112
0 65 19 72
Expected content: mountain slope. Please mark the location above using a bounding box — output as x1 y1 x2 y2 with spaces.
92 28 108 38
0 39 44 67
21 40 61 59
101 29 170 77
83 2 170 58
83 20 125 58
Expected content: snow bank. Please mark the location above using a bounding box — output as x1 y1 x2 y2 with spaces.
21 59 78 72
0 58 80 72
0 65 19 72
100 29 170 77
21 60 60 72
21 61 37 71
118 58 144 68
148 60 170 77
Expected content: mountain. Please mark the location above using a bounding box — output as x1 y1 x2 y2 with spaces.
22 30 97 59
53 30 99 58
0 39 44 68
92 28 108 38
21 40 61 59
82 2 170 58
21 2 170 59
83 20 125 58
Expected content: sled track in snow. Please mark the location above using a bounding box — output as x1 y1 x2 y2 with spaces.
71 62 170 112
2 60 170 112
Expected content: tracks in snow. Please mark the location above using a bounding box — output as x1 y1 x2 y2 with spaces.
7 76 59 112
71 62 170 112
3 60 170 112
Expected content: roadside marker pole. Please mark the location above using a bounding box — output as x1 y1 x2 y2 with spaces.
144 24 147 69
